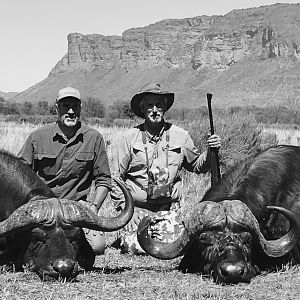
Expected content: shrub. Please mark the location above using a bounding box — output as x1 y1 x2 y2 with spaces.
177 112 278 173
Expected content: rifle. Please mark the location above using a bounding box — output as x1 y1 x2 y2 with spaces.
206 93 221 186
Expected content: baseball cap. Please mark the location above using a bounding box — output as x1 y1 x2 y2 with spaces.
56 87 81 102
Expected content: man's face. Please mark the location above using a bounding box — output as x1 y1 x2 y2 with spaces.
142 94 166 125
56 98 81 127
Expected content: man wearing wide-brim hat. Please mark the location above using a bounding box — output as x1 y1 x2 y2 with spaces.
111 83 221 254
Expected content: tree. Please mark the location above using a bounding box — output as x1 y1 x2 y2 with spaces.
122 102 135 119
7 102 21 115
0 96 8 114
36 101 49 115
82 97 105 118
22 101 35 115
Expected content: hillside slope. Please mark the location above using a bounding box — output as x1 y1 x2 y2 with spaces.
11 3 300 109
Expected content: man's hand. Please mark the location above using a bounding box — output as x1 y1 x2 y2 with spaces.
89 203 98 214
207 134 221 149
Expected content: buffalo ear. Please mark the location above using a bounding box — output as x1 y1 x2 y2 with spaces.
76 231 95 270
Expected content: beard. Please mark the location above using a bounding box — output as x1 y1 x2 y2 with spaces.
60 114 79 127
147 112 163 124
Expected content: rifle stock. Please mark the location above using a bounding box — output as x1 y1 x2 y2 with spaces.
206 93 221 186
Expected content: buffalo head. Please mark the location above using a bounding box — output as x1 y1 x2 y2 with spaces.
137 200 300 283
0 177 133 281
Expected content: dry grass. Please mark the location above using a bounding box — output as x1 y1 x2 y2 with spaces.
0 249 299 300
0 121 300 299
264 126 300 146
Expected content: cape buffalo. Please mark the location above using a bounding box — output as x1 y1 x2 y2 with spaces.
137 145 300 283
0 150 133 281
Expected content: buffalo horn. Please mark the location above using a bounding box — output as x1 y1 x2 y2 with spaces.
137 216 190 259
218 200 300 258
137 201 226 259
0 177 134 235
60 177 134 232
255 206 300 257
0 198 58 237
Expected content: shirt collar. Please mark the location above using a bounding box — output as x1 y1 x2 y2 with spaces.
144 122 166 144
53 121 83 142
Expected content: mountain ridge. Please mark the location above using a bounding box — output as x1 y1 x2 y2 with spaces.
9 3 300 109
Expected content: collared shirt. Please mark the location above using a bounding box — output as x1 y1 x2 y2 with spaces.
111 122 210 207
18 122 111 202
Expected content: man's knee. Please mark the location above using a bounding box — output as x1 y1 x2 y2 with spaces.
84 229 106 255
92 237 106 255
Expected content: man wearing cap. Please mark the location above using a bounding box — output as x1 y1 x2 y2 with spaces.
18 87 111 256
111 83 221 254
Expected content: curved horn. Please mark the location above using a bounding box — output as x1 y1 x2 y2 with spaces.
137 201 226 259
62 177 134 232
225 200 300 257
256 206 300 257
0 199 58 237
137 216 190 259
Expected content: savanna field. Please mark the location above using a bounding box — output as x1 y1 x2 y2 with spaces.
0 113 300 300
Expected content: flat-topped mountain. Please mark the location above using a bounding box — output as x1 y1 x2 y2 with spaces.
10 3 300 108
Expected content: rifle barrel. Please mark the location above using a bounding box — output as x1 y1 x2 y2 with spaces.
206 93 221 186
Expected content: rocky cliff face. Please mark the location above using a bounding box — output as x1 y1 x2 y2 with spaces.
50 3 300 76
12 3 300 108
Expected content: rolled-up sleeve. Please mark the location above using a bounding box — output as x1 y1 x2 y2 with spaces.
93 133 112 190
182 133 211 174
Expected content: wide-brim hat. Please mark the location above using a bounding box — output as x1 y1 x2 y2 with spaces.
131 83 174 118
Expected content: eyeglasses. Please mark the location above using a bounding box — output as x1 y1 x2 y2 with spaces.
146 103 164 111
58 102 81 110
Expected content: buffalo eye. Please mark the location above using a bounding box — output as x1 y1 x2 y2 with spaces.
240 232 252 244
65 228 81 246
31 241 43 253
69 236 79 247
198 232 214 245
31 229 47 243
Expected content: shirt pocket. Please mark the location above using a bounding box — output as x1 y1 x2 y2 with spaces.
168 144 182 167
131 142 147 171
36 153 58 176
73 152 94 176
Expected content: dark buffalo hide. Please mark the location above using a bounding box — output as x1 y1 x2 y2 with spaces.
137 145 300 283
0 150 133 281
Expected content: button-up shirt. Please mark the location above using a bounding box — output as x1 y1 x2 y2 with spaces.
112 122 210 207
18 122 111 202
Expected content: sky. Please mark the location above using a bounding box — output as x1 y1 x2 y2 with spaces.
1 0 299 93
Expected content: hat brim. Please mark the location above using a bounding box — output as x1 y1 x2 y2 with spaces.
131 92 174 118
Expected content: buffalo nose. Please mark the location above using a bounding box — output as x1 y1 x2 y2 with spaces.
52 259 78 278
218 261 246 281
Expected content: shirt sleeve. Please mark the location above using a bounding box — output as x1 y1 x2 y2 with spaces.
116 134 131 181
182 133 211 174
110 134 131 207
93 133 112 190
17 133 35 168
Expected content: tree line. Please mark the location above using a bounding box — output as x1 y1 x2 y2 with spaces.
0 96 134 119
0 95 299 125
